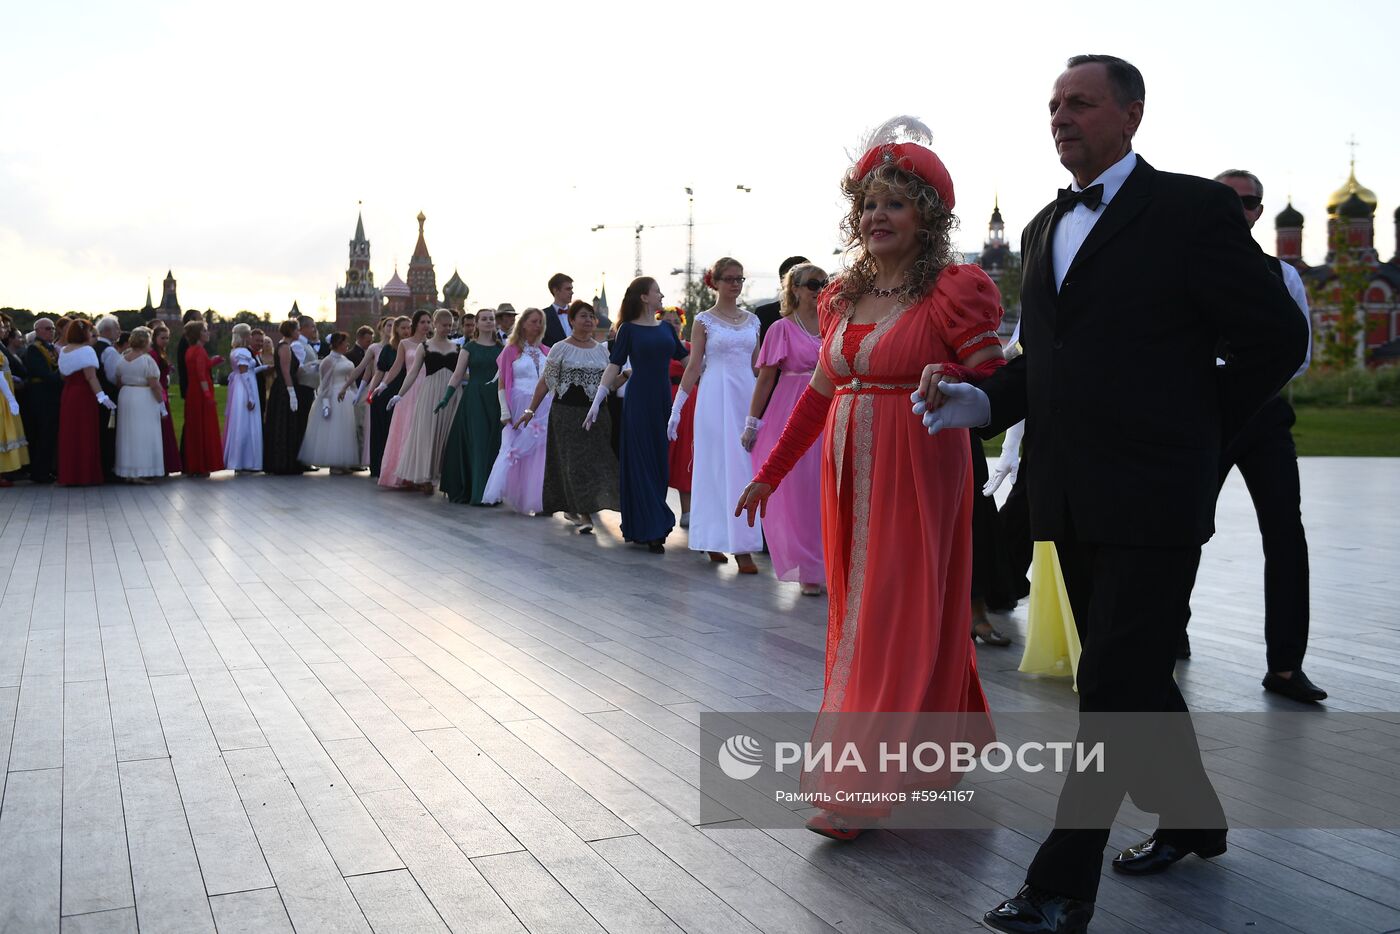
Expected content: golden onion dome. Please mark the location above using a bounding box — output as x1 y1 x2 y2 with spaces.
1326 161 1378 214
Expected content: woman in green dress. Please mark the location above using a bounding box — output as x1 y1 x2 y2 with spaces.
439 308 504 504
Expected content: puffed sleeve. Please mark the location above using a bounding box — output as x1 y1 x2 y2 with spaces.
609 324 632 368
756 317 790 369
930 264 1004 362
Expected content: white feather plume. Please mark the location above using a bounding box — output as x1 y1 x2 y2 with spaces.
860 115 933 152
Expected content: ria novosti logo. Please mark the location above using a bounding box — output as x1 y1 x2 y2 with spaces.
717 735 764 780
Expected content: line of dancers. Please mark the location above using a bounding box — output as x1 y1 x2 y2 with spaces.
0 269 834 595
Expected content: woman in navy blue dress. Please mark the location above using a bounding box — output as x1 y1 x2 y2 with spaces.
586 277 687 553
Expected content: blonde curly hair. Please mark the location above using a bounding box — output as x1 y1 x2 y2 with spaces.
779 264 827 317
837 162 958 308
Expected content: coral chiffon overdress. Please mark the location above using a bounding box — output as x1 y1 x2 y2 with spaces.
795 266 1002 814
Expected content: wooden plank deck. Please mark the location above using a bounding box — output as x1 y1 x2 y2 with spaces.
0 457 1395 933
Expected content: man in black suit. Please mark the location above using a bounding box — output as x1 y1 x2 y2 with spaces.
1182 169 1324 702
918 55 1307 933
542 274 573 347
753 255 810 345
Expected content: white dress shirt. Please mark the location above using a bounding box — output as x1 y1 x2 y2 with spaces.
1279 262 1312 380
1052 150 1139 290
100 343 121 385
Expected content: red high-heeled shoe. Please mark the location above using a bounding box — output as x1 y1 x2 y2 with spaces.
806 811 863 842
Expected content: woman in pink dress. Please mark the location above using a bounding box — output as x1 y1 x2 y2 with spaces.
483 308 551 513
738 117 1002 839
744 263 828 595
373 309 430 489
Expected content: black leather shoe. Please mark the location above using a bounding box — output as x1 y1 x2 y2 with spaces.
1177 632 1191 659
1262 669 1327 703
1111 832 1226 875
983 886 1093 933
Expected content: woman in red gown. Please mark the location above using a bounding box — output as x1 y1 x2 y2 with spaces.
738 118 1004 838
180 320 224 477
55 319 115 486
150 323 182 474
660 307 697 525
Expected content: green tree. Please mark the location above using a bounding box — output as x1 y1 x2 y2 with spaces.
1312 223 1371 370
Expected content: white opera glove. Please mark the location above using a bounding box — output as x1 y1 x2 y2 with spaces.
582 385 608 431
321 399 331 419
667 388 689 441
982 420 1024 497
253 364 270 374
287 387 298 413
386 394 402 410
912 381 990 435
158 402 169 418
0 376 17 416
740 415 760 452
96 391 117 410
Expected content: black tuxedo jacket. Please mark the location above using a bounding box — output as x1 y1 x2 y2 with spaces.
754 300 782 346
980 157 1307 548
542 306 568 347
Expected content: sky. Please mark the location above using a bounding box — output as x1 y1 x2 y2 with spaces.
3 0 1396 318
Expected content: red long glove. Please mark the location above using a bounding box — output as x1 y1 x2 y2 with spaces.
754 385 831 490
940 355 1005 384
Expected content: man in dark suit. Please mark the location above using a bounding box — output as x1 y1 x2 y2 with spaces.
918 55 1307 933
542 274 573 347
1182 169 1323 702
753 255 810 345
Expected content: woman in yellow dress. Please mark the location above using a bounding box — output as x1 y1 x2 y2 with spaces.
0 317 30 480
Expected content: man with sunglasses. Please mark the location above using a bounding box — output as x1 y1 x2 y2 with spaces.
1182 169 1323 702
753 255 810 344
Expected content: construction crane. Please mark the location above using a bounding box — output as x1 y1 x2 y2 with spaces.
589 222 689 277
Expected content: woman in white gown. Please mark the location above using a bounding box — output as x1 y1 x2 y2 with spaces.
482 307 551 513
113 327 166 483
224 323 264 472
669 257 763 570
298 332 361 472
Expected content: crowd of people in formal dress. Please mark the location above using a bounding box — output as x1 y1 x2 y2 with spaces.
1 51 1332 934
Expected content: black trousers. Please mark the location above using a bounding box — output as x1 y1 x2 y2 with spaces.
970 434 1015 610
1219 396 1310 672
1025 531 1225 902
997 456 1033 599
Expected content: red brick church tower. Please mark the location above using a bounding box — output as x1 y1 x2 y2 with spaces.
335 211 381 329
407 211 438 311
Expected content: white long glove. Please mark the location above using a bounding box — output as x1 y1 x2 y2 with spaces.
287 387 298 413
321 399 331 419
983 420 1024 497
158 402 169 418
667 388 689 441
96 391 117 411
582 385 608 431
0 371 17 416
740 415 760 452
910 381 989 435
386 394 402 410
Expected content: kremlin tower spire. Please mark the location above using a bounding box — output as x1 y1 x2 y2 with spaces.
407 211 438 311
335 207 381 328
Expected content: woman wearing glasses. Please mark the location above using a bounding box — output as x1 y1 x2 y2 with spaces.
670 257 763 571
744 264 828 595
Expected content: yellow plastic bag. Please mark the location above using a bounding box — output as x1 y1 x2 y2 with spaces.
1018 542 1081 690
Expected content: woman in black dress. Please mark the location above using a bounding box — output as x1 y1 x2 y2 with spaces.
364 316 410 477
262 319 308 474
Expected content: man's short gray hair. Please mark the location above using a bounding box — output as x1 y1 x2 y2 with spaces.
1215 169 1262 199
96 315 121 337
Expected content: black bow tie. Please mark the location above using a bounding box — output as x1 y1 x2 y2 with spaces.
1056 183 1104 214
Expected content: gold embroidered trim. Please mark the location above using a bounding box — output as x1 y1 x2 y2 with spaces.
823 390 876 716
956 330 1001 354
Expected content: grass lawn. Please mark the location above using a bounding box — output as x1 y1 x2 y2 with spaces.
981 404 1399 459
